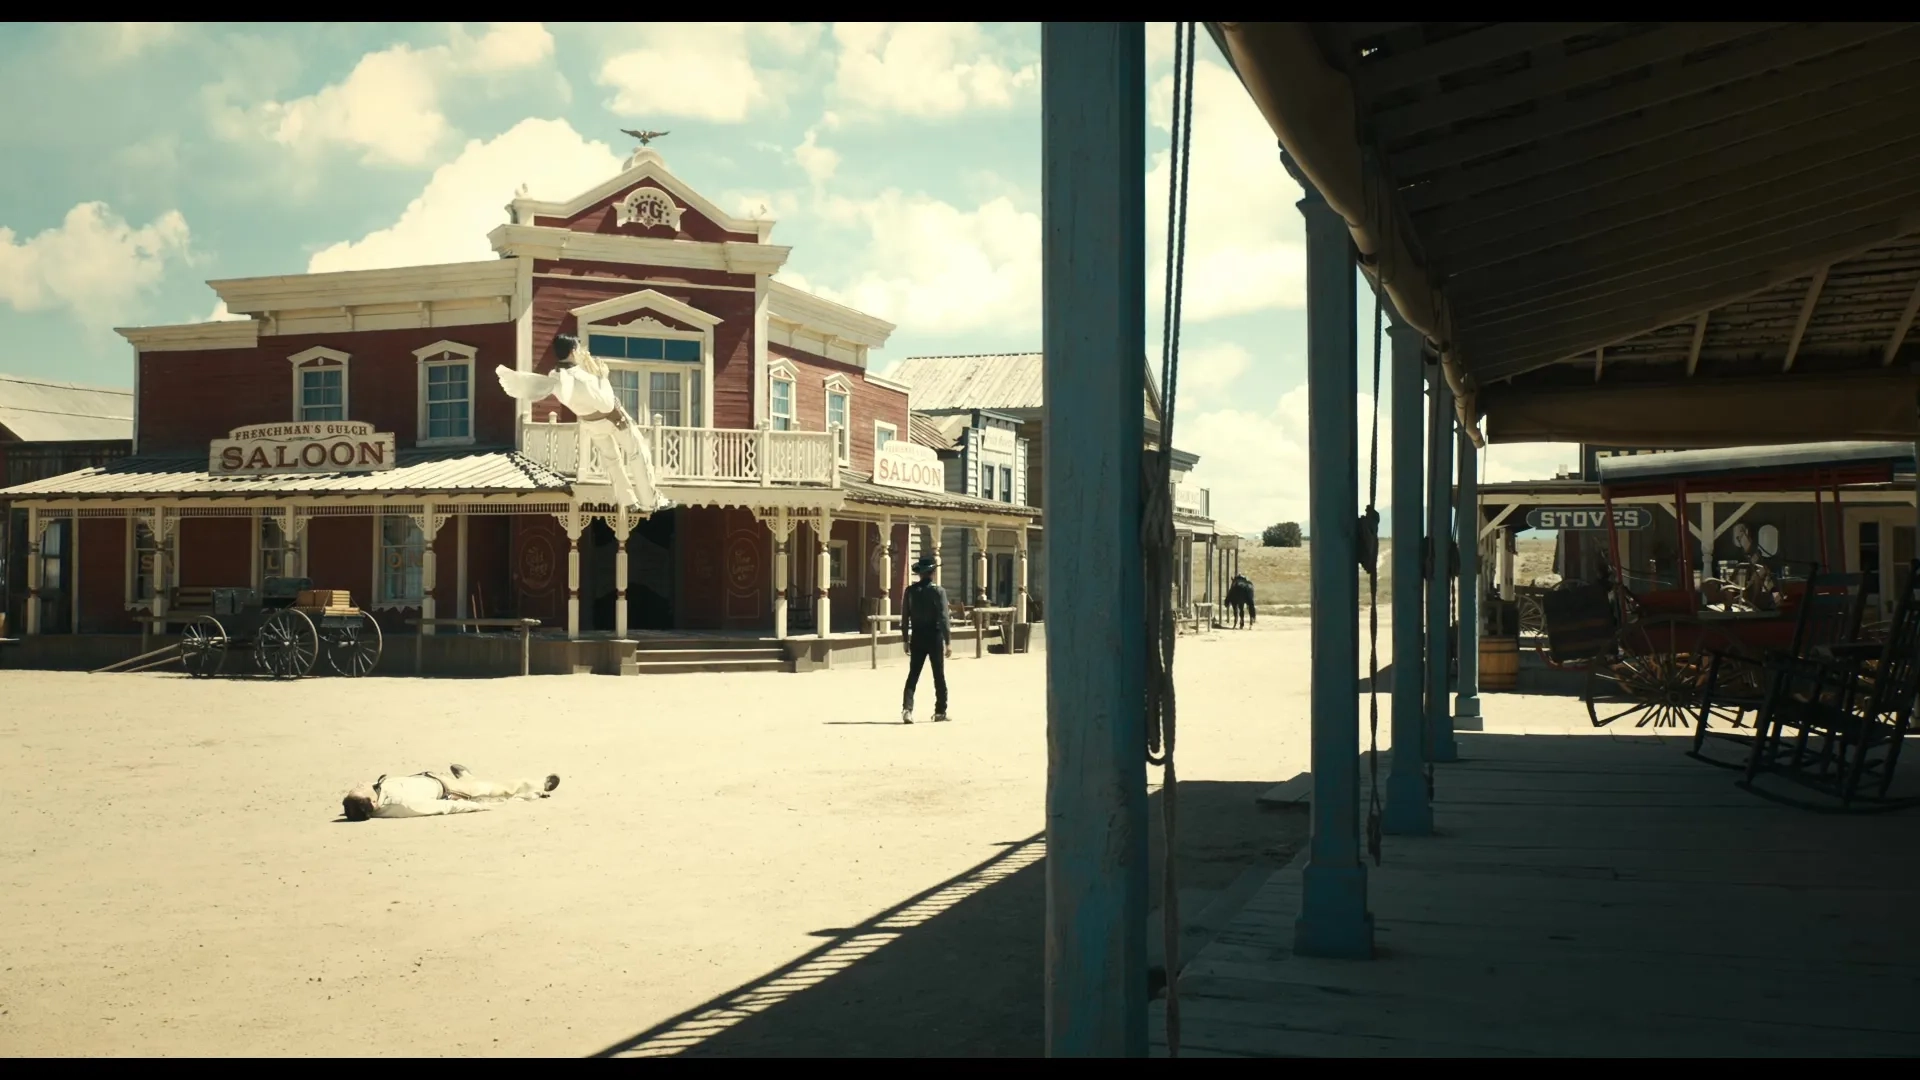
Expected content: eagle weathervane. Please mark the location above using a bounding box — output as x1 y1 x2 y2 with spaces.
621 128 670 147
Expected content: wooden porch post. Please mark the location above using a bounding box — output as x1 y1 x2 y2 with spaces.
614 505 632 639
1291 157 1373 959
1454 428 1483 731
816 511 832 639
773 509 789 640
879 516 894 620
1383 317 1433 835
973 525 989 606
563 508 583 640
1427 367 1461 763
421 503 438 637
24 507 41 636
1016 525 1030 625
456 510 470 619
1041 19 1148 1058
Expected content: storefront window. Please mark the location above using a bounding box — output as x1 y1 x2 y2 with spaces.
378 516 425 606
133 522 158 604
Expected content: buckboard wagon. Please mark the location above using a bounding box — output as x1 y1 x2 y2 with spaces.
99 577 383 678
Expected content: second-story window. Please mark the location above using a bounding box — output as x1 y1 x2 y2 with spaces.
827 390 850 464
587 331 704 428
414 340 477 446
1001 465 1013 503
770 373 795 431
289 346 351 422
981 462 995 500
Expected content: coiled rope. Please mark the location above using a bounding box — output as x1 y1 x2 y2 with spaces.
1144 19 1196 1060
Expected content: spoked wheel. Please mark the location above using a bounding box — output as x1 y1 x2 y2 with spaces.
323 613 384 677
180 615 229 678
254 609 320 679
1585 617 1749 730
1517 594 1546 639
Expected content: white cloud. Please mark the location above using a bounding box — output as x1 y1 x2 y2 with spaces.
598 24 775 123
1181 384 1396 536
225 23 556 167
802 189 1041 335
207 300 247 322
1176 342 1254 405
306 118 623 273
1147 22 1177 69
1484 442 1581 486
100 22 180 60
830 23 1037 120
1147 59 1305 324
0 202 190 325
794 127 840 187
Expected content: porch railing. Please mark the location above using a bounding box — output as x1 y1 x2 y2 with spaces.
519 418 841 488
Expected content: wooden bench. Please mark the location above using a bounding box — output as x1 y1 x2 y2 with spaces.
405 617 544 676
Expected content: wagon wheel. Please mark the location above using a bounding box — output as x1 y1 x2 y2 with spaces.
254 609 319 679
1584 616 1747 730
180 615 228 678
1517 593 1546 639
324 613 384 677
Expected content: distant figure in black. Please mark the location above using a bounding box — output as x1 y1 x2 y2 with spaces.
1227 574 1257 628
900 554 952 724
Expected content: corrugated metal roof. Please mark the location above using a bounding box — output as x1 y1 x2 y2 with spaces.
0 373 134 442
908 414 955 450
840 471 1040 518
891 353 1163 423
0 449 570 500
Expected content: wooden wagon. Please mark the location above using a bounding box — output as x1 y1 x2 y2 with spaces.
176 576 383 679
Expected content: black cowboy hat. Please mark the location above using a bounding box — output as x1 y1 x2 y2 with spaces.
912 554 937 575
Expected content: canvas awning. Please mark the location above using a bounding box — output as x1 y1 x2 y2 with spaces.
1595 440 1913 496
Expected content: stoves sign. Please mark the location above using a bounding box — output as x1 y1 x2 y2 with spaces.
209 421 398 476
873 442 946 495
1523 506 1653 531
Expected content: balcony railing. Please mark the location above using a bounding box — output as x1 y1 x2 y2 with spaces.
519 418 841 488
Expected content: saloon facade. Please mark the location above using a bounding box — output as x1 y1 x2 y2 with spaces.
1 142 1037 664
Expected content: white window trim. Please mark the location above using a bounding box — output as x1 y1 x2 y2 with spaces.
288 346 351 422
573 290 718 429
372 514 427 610
873 419 899 460
824 380 852 466
413 339 478 448
769 357 798 432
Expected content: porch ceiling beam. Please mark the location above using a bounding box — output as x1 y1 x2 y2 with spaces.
1467 225 1911 378
1477 502 1518 540
1440 132 1920 276
1593 347 1604 383
1686 311 1711 376
1387 23 1909 178
1454 168 1920 309
1372 23 1776 144
1353 22 1614 101
1456 207 1920 363
1881 272 1920 366
1404 44 1920 219
1783 266 1832 372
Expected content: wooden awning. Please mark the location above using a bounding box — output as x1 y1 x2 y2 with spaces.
1209 22 1920 445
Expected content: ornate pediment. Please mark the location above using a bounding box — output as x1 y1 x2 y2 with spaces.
616 187 685 233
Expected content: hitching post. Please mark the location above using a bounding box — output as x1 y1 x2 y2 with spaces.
1383 316 1433 835
1041 20 1149 1057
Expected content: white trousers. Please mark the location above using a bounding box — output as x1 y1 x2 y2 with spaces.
576 419 667 511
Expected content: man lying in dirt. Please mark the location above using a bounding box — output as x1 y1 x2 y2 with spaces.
340 764 561 821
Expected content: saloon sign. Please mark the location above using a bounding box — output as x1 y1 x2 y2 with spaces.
1523 506 1653 531
874 442 946 495
209 421 398 476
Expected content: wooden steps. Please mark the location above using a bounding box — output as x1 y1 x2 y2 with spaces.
628 637 792 675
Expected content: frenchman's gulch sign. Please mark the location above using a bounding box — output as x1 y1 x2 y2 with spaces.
209 421 398 476
1524 506 1653 531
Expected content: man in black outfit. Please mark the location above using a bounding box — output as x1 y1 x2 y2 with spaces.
900 554 952 724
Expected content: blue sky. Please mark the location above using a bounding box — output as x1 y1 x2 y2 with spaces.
0 22 1576 535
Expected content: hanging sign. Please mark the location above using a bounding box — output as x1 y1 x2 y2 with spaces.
1524 506 1653 531
874 442 946 495
209 421 398 476
981 427 1016 456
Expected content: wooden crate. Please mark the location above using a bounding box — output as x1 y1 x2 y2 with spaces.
296 589 352 609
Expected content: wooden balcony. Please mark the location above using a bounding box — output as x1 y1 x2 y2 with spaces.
519 418 841 489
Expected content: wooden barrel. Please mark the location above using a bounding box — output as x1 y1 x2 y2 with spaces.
1478 635 1520 692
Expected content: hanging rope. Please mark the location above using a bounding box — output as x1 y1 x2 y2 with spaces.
1361 260 1386 866
1144 19 1196 1060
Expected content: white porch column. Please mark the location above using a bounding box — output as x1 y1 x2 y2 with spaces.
286 508 304 581
613 506 633 638
249 509 262 591
150 508 170 622
773 508 790 639
563 508 584 640
973 525 989 605
24 507 41 636
816 511 833 639
456 510 470 619
421 504 439 636
878 517 894 619
1016 525 1030 625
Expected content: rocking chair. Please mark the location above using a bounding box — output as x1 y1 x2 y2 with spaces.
1740 560 1920 812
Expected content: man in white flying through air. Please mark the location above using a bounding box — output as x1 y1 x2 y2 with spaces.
495 331 670 513
340 764 562 821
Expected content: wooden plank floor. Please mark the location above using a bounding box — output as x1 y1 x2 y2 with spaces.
1152 730 1920 1057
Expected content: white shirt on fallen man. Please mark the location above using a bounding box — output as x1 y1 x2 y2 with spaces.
342 764 560 821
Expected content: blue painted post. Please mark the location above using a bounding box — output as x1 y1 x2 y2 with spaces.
1454 425 1485 732
1426 370 1460 763
1040 21 1149 1058
1290 165 1373 959
1382 318 1432 835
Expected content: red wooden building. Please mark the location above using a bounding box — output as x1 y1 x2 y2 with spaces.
1 142 1036 664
